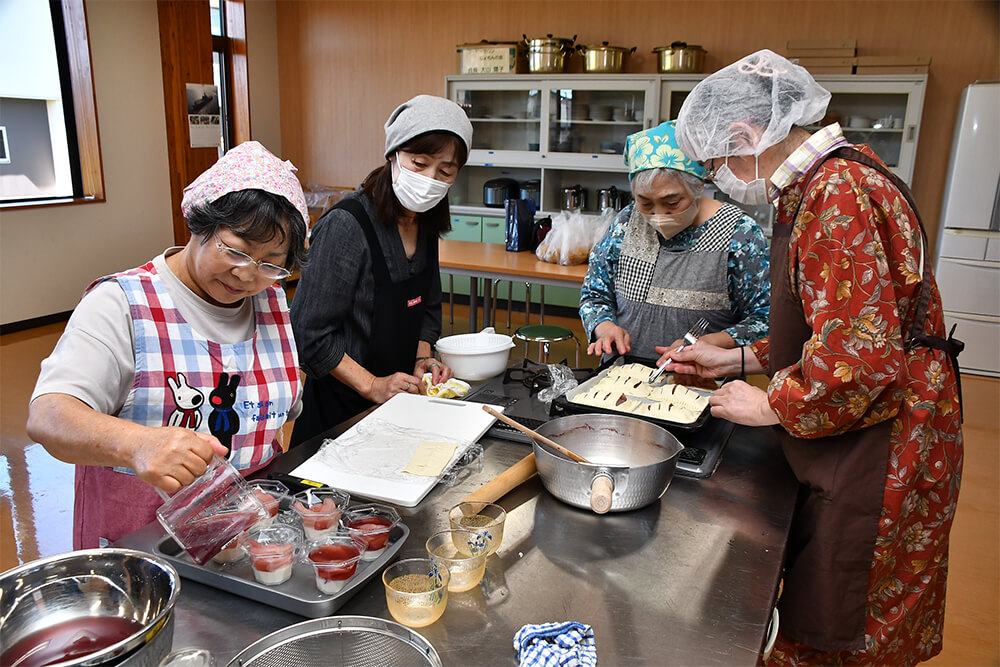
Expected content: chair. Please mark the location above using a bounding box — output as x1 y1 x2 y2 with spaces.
513 324 581 365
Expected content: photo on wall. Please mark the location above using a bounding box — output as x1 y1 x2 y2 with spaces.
186 83 221 148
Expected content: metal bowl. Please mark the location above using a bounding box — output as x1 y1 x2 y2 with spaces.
0 548 180 666
228 616 441 666
532 413 683 512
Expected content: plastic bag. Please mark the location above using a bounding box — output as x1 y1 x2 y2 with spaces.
534 209 615 265
537 363 579 407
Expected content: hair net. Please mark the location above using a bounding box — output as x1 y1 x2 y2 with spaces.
675 49 831 160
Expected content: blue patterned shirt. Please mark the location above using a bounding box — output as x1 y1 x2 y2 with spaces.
579 203 771 346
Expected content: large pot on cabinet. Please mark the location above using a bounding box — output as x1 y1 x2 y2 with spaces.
578 42 636 74
524 34 576 73
652 41 706 73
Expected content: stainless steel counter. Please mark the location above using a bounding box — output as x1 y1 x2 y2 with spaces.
121 424 797 666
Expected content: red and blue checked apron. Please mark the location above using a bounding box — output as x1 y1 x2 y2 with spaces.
73 261 301 548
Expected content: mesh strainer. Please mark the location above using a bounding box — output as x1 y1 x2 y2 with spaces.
227 616 441 667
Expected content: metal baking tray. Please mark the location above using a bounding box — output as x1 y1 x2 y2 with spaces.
151 522 408 618
551 354 715 431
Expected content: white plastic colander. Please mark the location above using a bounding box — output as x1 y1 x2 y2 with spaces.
435 327 515 381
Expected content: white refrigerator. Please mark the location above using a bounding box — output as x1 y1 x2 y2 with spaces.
934 81 1000 377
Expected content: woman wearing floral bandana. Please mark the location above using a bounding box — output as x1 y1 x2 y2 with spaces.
579 120 770 368
28 141 309 548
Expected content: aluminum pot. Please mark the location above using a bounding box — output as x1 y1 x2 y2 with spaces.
0 548 180 666
532 413 683 513
561 184 585 211
652 41 706 73
483 177 518 208
577 42 637 74
524 33 576 73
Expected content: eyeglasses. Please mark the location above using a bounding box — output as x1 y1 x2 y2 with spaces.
702 158 722 181
214 235 291 280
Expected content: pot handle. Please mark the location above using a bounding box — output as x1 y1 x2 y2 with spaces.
590 472 614 514
670 41 689 48
629 46 637 54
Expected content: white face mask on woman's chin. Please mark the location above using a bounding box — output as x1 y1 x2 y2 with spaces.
712 156 770 206
642 198 700 240
392 152 451 213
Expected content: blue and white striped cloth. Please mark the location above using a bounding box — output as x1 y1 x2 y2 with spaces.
513 622 597 667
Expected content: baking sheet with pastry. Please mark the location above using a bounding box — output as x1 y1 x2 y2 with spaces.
554 357 716 431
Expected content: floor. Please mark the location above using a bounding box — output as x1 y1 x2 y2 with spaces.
2 304 997 665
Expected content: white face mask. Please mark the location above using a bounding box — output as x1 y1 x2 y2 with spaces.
392 152 451 213
643 198 700 240
712 156 770 206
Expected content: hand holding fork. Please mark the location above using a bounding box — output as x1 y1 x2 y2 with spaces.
648 317 710 384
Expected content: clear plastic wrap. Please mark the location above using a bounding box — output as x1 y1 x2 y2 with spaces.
537 363 579 406
309 418 481 487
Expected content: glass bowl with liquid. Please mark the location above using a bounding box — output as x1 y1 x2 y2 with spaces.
382 558 449 628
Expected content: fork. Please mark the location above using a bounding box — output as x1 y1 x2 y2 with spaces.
648 317 710 384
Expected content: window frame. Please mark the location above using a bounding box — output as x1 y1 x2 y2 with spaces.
1 0 105 211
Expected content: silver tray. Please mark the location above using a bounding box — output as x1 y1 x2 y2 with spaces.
553 357 715 431
150 524 408 619
227 616 441 667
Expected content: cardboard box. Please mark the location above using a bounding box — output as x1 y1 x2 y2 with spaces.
855 55 931 67
855 65 930 75
789 56 856 74
786 39 857 58
804 65 856 74
787 39 858 50
457 41 523 74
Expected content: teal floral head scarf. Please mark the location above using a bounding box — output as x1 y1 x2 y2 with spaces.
624 120 706 181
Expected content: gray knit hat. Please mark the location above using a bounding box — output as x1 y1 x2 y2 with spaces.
383 94 473 158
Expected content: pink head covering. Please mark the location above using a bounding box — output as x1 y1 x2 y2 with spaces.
181 141 309 232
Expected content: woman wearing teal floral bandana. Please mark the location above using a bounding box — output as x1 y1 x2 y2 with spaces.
579 120 771 367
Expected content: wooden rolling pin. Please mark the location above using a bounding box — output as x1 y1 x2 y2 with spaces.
461 452 538 508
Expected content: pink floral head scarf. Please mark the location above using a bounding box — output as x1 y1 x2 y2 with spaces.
181 141 309 232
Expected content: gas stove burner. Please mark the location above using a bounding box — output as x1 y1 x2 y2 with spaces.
503 358 592 394
503 359 552 394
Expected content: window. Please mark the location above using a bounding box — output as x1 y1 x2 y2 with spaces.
0 0 102 205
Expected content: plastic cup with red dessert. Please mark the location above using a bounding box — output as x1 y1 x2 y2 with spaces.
244 524 301 586
247 479 288 527
341 504 401 561
290 488 350 539
305 534 367 594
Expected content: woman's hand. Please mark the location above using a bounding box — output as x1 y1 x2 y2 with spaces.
415 357 452 385
367 372 423 403
588 321 631 357
657 341 742 379
707 380 779 427
131 428 228 494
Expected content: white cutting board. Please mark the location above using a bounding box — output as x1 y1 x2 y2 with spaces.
291 393 503 507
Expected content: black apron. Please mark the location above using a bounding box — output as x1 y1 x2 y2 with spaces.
290 199 435 446
769 147 963 652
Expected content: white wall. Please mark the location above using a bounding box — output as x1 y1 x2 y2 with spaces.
0 1 173 325
246 0 282 155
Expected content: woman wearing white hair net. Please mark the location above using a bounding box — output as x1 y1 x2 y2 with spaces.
671 50 963 665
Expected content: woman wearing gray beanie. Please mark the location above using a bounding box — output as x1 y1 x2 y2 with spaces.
289 95 473 444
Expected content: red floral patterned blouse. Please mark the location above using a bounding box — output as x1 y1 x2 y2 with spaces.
751 145 964 666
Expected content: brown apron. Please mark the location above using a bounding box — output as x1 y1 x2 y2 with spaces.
769 147 962 652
